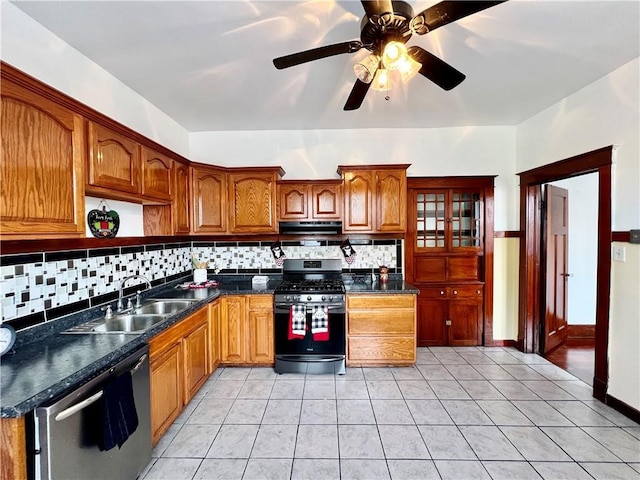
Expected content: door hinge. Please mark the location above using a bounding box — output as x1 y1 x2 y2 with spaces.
538 199 546 210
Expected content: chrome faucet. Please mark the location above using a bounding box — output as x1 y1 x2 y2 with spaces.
117 274 151 311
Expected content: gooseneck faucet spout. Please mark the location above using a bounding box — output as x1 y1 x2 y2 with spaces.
118 274 152 311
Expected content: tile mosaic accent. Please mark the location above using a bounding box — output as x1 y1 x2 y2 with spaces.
1 239 403 330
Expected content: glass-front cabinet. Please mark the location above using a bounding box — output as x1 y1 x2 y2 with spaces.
415 189 483 252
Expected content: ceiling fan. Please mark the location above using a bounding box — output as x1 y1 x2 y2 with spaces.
273 0 506 110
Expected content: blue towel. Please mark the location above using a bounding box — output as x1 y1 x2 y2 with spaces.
98 371 139 451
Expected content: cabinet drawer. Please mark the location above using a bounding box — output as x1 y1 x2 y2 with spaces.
248 295 272 310
421 287 449 299
348 336 415 362
348 311 414 335
450 285 483 298
347 294 414 310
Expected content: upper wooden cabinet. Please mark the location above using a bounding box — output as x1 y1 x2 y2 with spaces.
1 76 85 238
87 121 141 195
338 165 409 233
141 146 173 201
228 167 283 234
277 180 342 221
172 162 191 234
191 165 227 234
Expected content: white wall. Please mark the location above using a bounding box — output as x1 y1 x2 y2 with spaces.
190 127 518 231
0 3 190 157
550 175 598 325
517 57 640 410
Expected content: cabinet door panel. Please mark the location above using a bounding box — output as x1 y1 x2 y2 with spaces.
229 174 277 233
150 342 182 444
183 322 209 402
220 297 246 363
279 184 308 219
376 169 406 232
342 171 373 232
311 184 341 219
249 309 274 364
417 299 447 346
413 257 447 283
448 257 480 282
348 336 415 362
88 122 140 194
141 147 172 200
348 311 414 335
173 163 191 234
209 301 221 371
1 82 85 236
192 167 227 233
448 300 482 346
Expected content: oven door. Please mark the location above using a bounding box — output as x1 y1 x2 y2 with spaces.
274 302 346 356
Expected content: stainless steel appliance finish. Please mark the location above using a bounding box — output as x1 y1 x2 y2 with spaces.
278 220 342 235
31 345 151 480
274 259 346 375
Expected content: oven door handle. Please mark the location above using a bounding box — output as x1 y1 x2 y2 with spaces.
274 303 345 311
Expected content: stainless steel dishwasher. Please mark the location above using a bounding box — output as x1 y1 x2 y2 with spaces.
31 345 151 480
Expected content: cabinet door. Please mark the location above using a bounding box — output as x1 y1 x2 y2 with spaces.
375 169 406 232
141 146 172 200
279 184 308 220
342 170 373 232
248 306 274 364
311 183 341 219
87 121 141 194
449 190 483 252
183 322 209 402
1 81 85 237
192 166 227 233
448 300 483 346
150 342 183 445
417 297 447 347
229 173 277 233
220 296 247 363
173 163 191 234
209 301 221 371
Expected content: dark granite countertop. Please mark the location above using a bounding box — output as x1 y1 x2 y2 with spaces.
345 280 419 294
1 274 416 417
0 275 279 418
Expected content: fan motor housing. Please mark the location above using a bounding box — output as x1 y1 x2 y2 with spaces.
360 0 414 55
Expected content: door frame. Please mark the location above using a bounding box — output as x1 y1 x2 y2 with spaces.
517 146 612 401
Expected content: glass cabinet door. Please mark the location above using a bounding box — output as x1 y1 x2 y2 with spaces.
451 191 482 249
416 192 446 250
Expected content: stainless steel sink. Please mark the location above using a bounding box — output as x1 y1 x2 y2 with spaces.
133 300 198 316
91 314 166 332
63 299 200 334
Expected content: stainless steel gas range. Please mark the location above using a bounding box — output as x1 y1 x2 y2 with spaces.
274 259 346 375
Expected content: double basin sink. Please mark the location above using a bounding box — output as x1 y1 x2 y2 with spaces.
64 299 200 334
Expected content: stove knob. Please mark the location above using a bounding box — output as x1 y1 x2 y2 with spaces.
321 296 326 301
328 296 333 302
285 295 291 301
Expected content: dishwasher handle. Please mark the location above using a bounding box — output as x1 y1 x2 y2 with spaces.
130 353 148 375
54 390 103 422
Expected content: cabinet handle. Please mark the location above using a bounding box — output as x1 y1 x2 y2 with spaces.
445 320 452 326
440 290 445 295
452 290 458 295
476 290 481 295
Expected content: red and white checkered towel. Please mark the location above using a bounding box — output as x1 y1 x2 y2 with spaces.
311 305 329 341
289 305 306 339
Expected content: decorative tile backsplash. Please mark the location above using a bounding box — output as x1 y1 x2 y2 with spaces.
0 239 403 331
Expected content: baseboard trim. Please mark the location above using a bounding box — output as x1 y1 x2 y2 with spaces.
567 325 595 338
605 394 640 424
593 377 608 402
491 339 518 347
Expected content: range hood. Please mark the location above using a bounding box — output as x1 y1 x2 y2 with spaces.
279 221 342 235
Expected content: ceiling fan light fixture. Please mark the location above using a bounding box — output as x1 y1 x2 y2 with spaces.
371 68 391 91
381 41 408 71
398 55 421 83
353 54 380 83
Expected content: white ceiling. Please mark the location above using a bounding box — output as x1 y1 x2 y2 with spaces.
11 0 640 132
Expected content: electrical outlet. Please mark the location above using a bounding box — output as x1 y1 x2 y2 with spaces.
612 245 626 262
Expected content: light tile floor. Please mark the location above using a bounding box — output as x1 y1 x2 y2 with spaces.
141 347 640 480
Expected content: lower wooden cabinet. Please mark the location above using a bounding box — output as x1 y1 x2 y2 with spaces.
220 295 274 365
149 306 210 444
347 294 416 366
417 286 483 346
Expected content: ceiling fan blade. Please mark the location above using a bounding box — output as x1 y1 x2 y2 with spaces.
361 0 394 19
344 79 371 111
273 41 363 69
411 1 506 35
408 46 466 91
